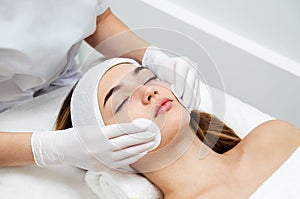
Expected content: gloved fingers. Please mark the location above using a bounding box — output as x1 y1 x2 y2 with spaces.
194 80 201 110
104 122 147 139
191 62 201 110
189 76 200 110
109 131 157 149
148 58 175 85
173 57 189 98
110 141 155 161
196 83 201 109
142 46 169 69
182 70 197 108
160 58 176 84
115 152 147 168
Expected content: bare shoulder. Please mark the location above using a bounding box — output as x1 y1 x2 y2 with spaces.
226 120 300 197
252 120 300 143
254 119 299 132
230 119 300 176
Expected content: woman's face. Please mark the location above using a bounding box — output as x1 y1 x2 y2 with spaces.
98 63 190 149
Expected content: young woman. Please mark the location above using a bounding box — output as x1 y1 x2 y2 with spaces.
56 58 300 198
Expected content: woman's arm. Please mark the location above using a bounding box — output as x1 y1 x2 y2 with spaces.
0 132 35 167
229 120 300 197
85 8 149 63
85 8 202 111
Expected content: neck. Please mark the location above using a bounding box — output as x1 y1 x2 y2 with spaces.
135 127 233 198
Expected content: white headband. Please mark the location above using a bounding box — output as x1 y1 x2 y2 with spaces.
70 58 140 127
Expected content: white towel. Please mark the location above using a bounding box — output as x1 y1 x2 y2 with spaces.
85 170 163 199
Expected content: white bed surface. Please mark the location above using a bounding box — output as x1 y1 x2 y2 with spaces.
0 84 298 198
0 86 99 199
0 165 98 199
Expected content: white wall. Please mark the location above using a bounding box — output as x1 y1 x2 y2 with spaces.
172 0 300 64
110 0 300 127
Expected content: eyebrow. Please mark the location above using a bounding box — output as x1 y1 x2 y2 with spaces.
133 66 147 74
103 84 121 107
103 67 149 107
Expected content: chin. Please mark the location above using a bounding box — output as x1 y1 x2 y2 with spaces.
154 106 191 148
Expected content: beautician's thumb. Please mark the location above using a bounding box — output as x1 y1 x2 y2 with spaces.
106 118 161 155
131 118 161 150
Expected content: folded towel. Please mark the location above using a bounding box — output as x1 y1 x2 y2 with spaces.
85 170 163 199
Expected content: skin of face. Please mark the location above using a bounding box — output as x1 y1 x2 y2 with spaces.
98 63 191 150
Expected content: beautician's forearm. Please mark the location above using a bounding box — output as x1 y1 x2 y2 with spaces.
85 8 150 63
0 132 35 166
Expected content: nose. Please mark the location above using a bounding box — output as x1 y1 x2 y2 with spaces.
138 86 158 105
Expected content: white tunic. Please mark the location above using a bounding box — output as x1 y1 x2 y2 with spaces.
0 0 109 111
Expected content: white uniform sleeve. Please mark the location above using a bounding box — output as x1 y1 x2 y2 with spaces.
198 82 275 138
97 0 110 16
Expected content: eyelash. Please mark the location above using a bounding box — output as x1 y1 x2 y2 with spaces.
115 97 129 113
143 75 157 85
115 75 158 113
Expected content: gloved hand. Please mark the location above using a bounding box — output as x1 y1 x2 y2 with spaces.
142 46 201 111
31 119 161 171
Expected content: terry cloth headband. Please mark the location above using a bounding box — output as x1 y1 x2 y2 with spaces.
70 58 141 127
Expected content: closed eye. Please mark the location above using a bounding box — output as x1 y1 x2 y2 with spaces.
115 97 129 113
115 75 157 113
144 75 158 85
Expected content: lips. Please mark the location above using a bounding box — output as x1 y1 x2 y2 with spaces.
155 98 173 117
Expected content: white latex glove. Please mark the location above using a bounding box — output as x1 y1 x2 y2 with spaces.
142 46 201 111
31 119 161 171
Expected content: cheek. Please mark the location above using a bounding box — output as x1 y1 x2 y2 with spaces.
127 101 151 121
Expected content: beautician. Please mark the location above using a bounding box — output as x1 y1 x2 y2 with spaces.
0 0 200 171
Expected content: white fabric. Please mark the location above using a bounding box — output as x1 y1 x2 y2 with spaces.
97 0 111 16
0 0 109 111
0 165 99 199
0 86 99 199
85 170 163 199
32 123 161 171
71 58 140 127
0 74 298 198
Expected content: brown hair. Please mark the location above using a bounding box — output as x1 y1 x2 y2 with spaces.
56 88 73 130
189 110 240 154
56 89 241 154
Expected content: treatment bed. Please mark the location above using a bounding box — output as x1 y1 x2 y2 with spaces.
0 79 299 199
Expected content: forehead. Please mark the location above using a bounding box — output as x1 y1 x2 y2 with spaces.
101 63 136 85
97 63 137 103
